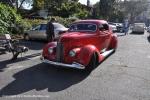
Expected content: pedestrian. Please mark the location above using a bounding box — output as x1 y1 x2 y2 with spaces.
123 19 129 35
46 18 56 42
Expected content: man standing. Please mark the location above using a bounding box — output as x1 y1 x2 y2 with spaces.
123 19 129 35
46 18 56 42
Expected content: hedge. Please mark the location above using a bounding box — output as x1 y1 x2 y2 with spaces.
0 3 79 35
24 16 79 30
0 3 26 35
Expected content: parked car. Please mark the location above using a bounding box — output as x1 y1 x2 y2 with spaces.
108 22 117 32
41 20 118 71
132 23 145 34
109 22 123 32
147 26 150 33
24 23 68 41
115 23 123 32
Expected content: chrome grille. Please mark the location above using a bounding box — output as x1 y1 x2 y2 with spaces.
56 42 64 62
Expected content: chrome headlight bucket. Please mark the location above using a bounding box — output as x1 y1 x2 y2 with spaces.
69 48 81 57
48 47 54 54
69 50 76 57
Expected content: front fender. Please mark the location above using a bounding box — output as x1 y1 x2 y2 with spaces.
77 45 99 66
42 42 57 56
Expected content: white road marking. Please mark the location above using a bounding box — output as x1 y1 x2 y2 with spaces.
26 56 41 60
6 64 26 70
148 55 150 59
2 64 27 71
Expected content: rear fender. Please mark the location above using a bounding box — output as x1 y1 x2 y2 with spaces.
108 34 118 49
77 45 100 66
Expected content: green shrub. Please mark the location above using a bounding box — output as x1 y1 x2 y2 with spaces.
24 16 79 30
0 3 25 35
47 16 79 27
23 19 47 29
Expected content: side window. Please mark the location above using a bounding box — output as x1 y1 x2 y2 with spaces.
99 24 104 30
87 24 96 31
32 25 40 30
40 24 47 30
103 24 109 30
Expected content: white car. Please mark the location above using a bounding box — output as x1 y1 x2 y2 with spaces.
109 24 117 32
147 26 150 33
132 23 145 34
24 23 68 41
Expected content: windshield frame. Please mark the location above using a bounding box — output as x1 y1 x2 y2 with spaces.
53 23 66 29
69 23 97 32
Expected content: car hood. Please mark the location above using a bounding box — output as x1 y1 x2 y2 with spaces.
59 31 95 42
57 31 98 54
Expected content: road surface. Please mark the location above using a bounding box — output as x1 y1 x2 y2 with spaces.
0 32 150 100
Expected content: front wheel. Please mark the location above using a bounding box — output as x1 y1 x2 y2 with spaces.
85 53 97 72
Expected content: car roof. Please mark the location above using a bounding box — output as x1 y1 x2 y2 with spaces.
39 22 61 25
74 20 108 24
134 23 145 25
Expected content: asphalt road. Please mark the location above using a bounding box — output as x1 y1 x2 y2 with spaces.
0 32 150 100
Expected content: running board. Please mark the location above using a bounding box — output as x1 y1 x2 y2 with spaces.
101 49 114 58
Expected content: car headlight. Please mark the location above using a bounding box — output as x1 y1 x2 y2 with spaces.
48 47 53 54
69 50 76 57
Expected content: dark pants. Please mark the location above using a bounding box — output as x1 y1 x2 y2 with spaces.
47 34 54 42
124 27 129 35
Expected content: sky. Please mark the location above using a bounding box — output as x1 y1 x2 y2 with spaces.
79 0 99 5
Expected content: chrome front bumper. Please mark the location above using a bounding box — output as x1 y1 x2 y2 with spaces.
40 57 85 69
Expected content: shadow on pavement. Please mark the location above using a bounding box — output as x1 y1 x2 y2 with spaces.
0 47 116 96
147 36 150 43
0 63 90 96
0 53 41 72
19 40 46 50
130 32 145 35
0 49 6 55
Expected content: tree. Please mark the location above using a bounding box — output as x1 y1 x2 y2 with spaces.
99 0 116 20
0 3 25 34
56 2 88 18
94 0 121 20
123 0 148 23
32 0 44 10
32 0 89 18
0 0 33 11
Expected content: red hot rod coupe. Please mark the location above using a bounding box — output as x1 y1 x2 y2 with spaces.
41 20 118 71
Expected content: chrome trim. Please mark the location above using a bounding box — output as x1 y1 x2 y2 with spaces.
41 57 85 69
101 49 114 57
56 42 64 62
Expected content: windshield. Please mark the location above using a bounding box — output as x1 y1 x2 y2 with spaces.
69 23 97 32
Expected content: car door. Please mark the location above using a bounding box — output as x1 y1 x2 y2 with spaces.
37 24 47 40
98 23 111 52
102 24 111 48
30 25 40 39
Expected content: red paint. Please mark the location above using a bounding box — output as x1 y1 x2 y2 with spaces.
42 20 118 67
